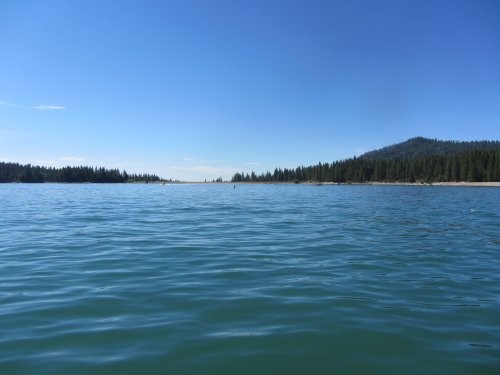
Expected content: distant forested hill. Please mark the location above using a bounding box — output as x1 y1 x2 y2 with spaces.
232 138 500 183
0 162 163 183
361 137 500 160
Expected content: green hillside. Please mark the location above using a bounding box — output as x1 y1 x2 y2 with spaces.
361 137 500 160
232 137 500 183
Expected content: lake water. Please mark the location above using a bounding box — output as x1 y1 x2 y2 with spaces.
1 184 499 374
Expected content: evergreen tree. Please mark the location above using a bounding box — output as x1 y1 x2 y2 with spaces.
230 149 500 184
0 162 163 183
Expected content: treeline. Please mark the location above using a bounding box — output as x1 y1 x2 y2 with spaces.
362 137 500 160
232 149 500 183
0 162 163 183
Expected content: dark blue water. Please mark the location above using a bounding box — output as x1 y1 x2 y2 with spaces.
1 184 499 374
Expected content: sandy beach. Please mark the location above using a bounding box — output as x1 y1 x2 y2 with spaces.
316 181 500 187
226 181 500 187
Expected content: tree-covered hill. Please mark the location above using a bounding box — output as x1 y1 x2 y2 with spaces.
232 139 500 183
0 162 163 183
361 137 500 160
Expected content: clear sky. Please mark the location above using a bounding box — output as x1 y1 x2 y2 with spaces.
1 0 499 180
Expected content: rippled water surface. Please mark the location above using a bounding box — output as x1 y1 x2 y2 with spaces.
1 184 500 374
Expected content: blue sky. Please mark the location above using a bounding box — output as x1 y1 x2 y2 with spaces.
1 0 499 180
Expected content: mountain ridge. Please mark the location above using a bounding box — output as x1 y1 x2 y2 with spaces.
361 137 500 160
231 136 500 183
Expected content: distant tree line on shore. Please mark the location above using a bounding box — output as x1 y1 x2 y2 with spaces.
0 162 163 183
231 149 500 183
362 137 500 160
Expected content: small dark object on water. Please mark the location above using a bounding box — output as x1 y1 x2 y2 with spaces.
234 185 235 189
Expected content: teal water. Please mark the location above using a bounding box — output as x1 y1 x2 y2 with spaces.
1 184 499 374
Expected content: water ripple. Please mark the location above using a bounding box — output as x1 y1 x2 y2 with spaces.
1 184 500 374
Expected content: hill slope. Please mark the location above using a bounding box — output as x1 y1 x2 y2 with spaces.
361 137 500 160
231 137 500 183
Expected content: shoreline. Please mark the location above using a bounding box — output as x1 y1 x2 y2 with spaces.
225 181 500 187
330 181 500 187
2 181 500 187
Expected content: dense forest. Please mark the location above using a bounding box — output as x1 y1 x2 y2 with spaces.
0 162 163 183
361 137 500 160
232 149 500 183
